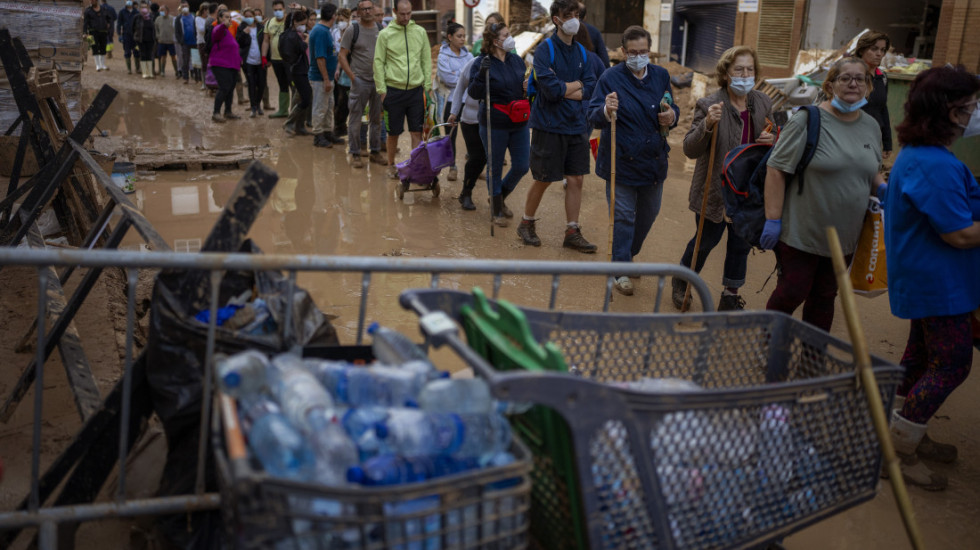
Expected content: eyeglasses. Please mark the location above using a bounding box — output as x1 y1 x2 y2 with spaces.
835 74 870 86
626 50 650 58
729 65 755 77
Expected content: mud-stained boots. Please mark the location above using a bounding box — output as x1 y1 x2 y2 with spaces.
269 92 290 119
500 187 515 218
892 396 958 463
491 195 508 227
284 104 311 136
889 410 947 491
458 180 476 210
125 57 133 74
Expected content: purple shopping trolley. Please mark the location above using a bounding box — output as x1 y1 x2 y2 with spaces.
394 123 455 200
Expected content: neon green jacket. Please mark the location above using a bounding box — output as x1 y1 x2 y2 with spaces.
373 20 431 95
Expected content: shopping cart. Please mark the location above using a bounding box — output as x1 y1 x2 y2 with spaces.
394 123 455 201
400 288 904 550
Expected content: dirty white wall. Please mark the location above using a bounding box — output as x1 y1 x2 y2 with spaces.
805 0 928 52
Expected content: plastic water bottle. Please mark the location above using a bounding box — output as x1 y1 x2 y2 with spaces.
305 359 428 407
238 395 316 481
217 350 270 398
757 404 794 491
305 409 359 486
341 406 390 460
419 377 531 415
384 495 441 550
625 377 702 393
347 454 477 486
368 322 446 380
376 409 511 460
269 353 336 430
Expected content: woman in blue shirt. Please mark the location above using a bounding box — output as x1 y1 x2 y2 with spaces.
884 64 980 491
467 22 530 227
587 25 678 296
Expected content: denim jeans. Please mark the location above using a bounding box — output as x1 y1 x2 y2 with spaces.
479 124 530 196
679 215 752 288
605 182 664 263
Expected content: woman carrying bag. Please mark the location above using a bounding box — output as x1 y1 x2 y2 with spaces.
466 22 530 227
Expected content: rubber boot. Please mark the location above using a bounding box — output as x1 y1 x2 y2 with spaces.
126 57 132 74
171 56 178 76
892 396 958 463
458 180 476 210
262 86 272 110
283 104 311 136
889 410 947 491
236 80 246 105
491 195 508 227
269 91 289 119
159 58 165 76
500 187 515 218
142 61 152 79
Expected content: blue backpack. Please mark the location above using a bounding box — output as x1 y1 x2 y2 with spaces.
722 105 821 248
526 37 588 102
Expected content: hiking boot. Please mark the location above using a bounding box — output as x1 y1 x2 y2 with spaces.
351 154 365 168
614 276 634 296
517 219 541 247
671 277 688 309
447 166 458 182
369 152 388 166
718 293 746 311
563 227 597 254
212 113 226 123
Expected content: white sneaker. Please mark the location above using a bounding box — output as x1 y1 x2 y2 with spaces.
614 276 634 296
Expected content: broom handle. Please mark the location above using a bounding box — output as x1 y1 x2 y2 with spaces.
607 112 616 262
682 127 719 312
826 226 925 550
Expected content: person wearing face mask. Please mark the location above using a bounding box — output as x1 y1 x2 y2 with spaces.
466 21 529 226
852 31 892 160
100 0 117 58
760 57 885 331
279 10 313 136
209 8 243 122
132 3 157 78
117 0 138 74
309 3 342 147
174 2 196 83
518 0 597 253
670 46 774 309
154 5 177 77
263 0 292 119
588 26 678 296
881 65 980 492
83 0 113 72
332 9 352 138
437 22 473 183
237 8 265 117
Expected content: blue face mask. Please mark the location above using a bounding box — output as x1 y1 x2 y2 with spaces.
831 95 868 113
625 54 648 73
729 76 755 96
243 17 254 25
274 9 283 19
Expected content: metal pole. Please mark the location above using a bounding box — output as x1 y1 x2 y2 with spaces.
195 270 223 495
116 268 139 504
30 268 49 512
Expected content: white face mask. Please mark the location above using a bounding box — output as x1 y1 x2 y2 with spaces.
555 16 579 36
182 7 189 14
296 24 306 33
959 105 980 139
499 36 515 52
729 76 755 96
338 21 348 30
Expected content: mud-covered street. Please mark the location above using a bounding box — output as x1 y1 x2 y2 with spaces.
0 49 977 549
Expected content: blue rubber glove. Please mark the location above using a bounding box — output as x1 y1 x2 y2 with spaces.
875 183 888 203
759 219 782 250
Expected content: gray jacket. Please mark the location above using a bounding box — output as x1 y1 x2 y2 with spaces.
683 88 772 223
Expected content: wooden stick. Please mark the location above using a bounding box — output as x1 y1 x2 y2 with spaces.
682 127 719 312
607 112 617 262
826 226 925 550
220 393 247 462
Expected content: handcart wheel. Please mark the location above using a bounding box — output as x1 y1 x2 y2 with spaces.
432 178 440 198
396 181 406 200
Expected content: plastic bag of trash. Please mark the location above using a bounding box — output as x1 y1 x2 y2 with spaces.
145 239 339 550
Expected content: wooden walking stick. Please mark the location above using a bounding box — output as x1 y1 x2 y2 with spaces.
826 226 925 550
682 127 719 312
607 111 617 262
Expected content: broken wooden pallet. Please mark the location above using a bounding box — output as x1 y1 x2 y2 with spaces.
125 145 271 171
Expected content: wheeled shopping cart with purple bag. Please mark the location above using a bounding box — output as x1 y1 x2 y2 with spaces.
394 123 455 200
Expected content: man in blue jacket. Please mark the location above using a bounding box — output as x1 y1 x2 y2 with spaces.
588 25 678 295
117 0 137 74
577 2 609 69
518 0 597 253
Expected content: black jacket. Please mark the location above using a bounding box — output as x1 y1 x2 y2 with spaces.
237 25 265 66
279 28 309 77
83 6 113 34
861 71 892 152
133 14 155 43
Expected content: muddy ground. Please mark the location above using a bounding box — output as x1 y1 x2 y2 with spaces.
0 52 977 549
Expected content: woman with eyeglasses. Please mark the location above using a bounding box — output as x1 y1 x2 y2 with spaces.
671 45 774 309
588 26 679 296
853 31 893 159
760 57 886 331
882 65 980 491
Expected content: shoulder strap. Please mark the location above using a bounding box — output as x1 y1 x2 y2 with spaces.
546 37 555 63
793 105 822 195
349 20 360 51
577 42 588 66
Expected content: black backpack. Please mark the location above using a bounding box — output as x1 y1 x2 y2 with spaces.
722 105 821 248
202 17 214 56
346 21 384 63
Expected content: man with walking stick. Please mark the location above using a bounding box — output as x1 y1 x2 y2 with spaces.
588 25 678 295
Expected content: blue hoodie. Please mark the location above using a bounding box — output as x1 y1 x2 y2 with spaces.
588 62 679 187
437 43 473 93
529 37 595 135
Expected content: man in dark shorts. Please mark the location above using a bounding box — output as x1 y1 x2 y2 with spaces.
373 0 431 178
518 0 597 252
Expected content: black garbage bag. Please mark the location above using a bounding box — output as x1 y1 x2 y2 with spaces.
146 240 339 549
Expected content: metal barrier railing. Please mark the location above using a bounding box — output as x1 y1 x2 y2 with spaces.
0 247 712 549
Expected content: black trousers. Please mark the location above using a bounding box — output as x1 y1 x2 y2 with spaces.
212 66 237 114
460 121 487 184
271 60 290 93
243 63 265 110
139 40 155 61
292 74 312 110
443 101 459 161
90 31 108 55
334 84 350 132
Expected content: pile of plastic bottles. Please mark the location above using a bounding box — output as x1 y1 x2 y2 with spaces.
217 323 524 547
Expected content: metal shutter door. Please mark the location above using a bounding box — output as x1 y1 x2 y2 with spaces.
675 0 738 74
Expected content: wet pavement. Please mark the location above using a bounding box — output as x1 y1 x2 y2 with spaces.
78 55 979 549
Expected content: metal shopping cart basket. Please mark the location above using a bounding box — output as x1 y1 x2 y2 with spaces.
393 123 455 201
212 345 534 550
400 288 904 550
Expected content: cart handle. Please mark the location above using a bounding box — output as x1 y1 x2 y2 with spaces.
424 122 455 142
